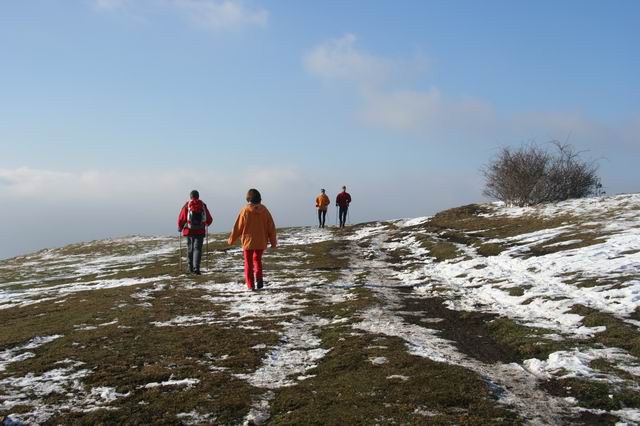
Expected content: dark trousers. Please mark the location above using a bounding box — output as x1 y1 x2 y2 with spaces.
187 235 204 272
318 209 327 228
339 206 348 227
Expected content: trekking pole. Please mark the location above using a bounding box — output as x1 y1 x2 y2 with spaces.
206 226 209 272
178 232 182 273
335 207 338 227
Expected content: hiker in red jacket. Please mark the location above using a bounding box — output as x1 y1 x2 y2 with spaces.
336 185 352 228
177 190 213 274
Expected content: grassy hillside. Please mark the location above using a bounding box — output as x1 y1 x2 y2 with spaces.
1 194 639 425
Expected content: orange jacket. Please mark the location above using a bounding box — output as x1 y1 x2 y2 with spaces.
228 203 277 250
315 194 330 211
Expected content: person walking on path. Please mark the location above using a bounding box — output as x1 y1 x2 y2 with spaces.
178 190 213 275
228 189 277 291
315 189 330 228
336 185 352 228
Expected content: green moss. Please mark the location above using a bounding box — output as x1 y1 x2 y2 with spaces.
275 239 351 284
566 275 639 290
589 359 635 381
545 378 640 411
300 286 378 320
270 331 521 425
487 318 573 360
413 235 461 262
570 305 640 358
504 286 527 297
426 204 573 241
476 243 505 257
0 283 281 424
527 232 608 257
385 247 413 264
439 230 474 245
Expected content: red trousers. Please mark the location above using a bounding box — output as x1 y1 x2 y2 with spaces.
243 249 264 289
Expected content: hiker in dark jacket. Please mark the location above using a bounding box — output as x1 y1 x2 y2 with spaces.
336 186 352 228
177 190 213 274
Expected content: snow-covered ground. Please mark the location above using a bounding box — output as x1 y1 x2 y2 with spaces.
0 194 639 425
389 195 640 335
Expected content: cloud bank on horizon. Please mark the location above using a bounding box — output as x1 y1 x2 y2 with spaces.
0 0 637 259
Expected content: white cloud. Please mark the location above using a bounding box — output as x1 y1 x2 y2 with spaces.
359 88 496 136
0 166 300 203
92 0 268 31
303 34 391 87
171 0 268 31
93 0 130 11
304 34 639 152
304 34 498 139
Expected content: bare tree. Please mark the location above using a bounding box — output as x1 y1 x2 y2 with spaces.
483 141 601 206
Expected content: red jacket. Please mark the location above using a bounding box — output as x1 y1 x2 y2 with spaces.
336 192 352 208
178 199 213 236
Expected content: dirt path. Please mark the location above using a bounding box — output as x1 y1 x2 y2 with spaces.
339 231 585 426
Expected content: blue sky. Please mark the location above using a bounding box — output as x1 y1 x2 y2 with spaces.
1 0 639 259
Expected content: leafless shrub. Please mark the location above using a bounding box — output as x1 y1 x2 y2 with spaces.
483 141 600 206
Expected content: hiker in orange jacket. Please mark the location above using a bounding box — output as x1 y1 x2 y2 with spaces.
315 189 330 228
228 189 277 290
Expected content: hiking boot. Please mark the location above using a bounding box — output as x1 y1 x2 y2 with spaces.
194 270 201 275
256 278 264 290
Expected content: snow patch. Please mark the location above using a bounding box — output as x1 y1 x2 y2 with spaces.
369 356 388 365
152 313 220 327
234 317 330 388
241 391 274 426
176 411 217 425
143 378 200 389
0 335 63 372
387 374 409 381
524 348 640 380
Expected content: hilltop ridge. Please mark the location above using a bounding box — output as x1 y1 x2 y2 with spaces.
1 194 639 425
